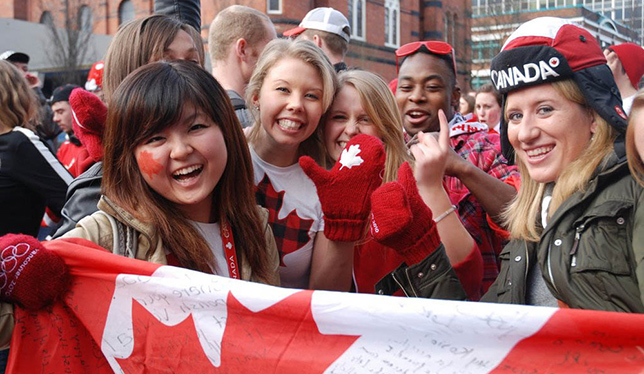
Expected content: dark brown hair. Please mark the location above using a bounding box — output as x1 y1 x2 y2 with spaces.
103 14 205 104
103 60 272 281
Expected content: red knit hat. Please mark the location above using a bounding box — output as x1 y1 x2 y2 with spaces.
609 43 644 89
69 88 107 162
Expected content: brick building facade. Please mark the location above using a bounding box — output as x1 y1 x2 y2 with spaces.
1 0 473 89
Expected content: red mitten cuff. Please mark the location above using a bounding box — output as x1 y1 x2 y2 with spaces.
323 217 370 242
0 234 71 310
452 242 483 301
300 134 385 242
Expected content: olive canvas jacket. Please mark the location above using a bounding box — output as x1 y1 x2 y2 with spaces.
480 154 644 312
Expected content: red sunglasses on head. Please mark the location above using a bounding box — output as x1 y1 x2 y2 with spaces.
395 41 456 74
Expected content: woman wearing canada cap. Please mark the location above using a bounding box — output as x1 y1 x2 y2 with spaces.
479 17 643 312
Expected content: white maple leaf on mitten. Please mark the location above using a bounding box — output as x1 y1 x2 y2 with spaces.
339 144 364 170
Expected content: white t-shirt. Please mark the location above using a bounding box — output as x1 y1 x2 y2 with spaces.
193 221 229 277
250 147 324 289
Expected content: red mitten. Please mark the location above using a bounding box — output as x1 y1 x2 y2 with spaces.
69 88 106 162
0 234 71 310
370 162 441 264
299 134 385 242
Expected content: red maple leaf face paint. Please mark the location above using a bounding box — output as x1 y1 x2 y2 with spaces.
137 150 164 179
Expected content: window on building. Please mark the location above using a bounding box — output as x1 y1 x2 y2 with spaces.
119 0 135 26
40 11 54 27
348 0 366 40
385 0 400 47
267 0 281 14
78 5 93 32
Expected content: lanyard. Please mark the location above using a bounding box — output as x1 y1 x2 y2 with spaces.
220 220 239 279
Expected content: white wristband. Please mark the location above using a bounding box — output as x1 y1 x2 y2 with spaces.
434 204 457 223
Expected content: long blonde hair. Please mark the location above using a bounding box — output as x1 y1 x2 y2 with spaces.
0 61 36 131
326 69 411 182
503 79 617 241
626 90 644 186
246 38 338 163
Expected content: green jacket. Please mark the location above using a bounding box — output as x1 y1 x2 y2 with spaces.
482 154 644 312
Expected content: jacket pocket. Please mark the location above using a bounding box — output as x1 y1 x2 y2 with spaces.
570 201 632 275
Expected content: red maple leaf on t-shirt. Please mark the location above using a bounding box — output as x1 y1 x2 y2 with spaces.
255 174 314 266
114 291 359 373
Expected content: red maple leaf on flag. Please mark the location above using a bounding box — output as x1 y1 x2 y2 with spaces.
255 174 314 266
114 299 217 373
113 290 359 373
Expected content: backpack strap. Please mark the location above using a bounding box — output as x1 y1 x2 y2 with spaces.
94 211 137 259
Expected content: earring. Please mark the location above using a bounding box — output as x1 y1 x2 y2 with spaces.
254 105 259 111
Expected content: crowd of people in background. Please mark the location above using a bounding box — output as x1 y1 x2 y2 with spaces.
1 1 644 369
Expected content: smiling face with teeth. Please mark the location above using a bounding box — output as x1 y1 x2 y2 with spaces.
395 52 458 136
506 83 596 183
324 85 382 162
252 57 325 165
134 106 228 222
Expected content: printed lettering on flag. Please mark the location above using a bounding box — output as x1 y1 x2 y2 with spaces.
7 238 644 373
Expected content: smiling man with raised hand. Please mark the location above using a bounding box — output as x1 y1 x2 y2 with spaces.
394 41 519 295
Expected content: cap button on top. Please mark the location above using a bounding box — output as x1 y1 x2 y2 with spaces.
579 35 586 42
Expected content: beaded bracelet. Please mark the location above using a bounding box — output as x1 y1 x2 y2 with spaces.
434 204 457 223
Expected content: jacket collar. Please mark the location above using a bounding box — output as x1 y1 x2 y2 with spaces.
97 195 157 246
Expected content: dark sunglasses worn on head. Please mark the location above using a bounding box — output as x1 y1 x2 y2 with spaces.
395 41 456 75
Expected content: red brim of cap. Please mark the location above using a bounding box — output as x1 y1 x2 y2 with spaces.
283 26 306 38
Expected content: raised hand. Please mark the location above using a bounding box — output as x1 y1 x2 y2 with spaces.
299 134 385 242
370 162 441 264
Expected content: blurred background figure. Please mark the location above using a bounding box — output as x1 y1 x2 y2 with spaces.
0 50 60 151
475 83 502 133
604 43 644 115
84 61 104 99
459 93 475 117
51 84 88 178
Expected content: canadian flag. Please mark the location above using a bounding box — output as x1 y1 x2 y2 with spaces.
8 238 644 373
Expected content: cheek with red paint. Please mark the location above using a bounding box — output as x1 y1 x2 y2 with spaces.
137 150 164 179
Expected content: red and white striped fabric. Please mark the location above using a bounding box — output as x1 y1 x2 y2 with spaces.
8 238 644 373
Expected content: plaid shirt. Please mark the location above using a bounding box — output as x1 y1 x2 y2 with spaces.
445 114 519 294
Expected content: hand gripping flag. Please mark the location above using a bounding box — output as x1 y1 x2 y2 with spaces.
7 237 644 373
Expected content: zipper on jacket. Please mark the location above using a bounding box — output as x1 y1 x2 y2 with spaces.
570 224 584 267
546 241 560 295
523 242 530 285
391 272 411 297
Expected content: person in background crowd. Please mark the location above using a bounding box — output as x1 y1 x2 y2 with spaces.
208 5 277 128
395 40 518 295
482 17 643 312
0 50 61 151
0 60 72 237
53 14 206 238
603 43 644 115
475 83 502 133
459 93 475 117
51 84 89 178
323 69 482 299
283 7 351 72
